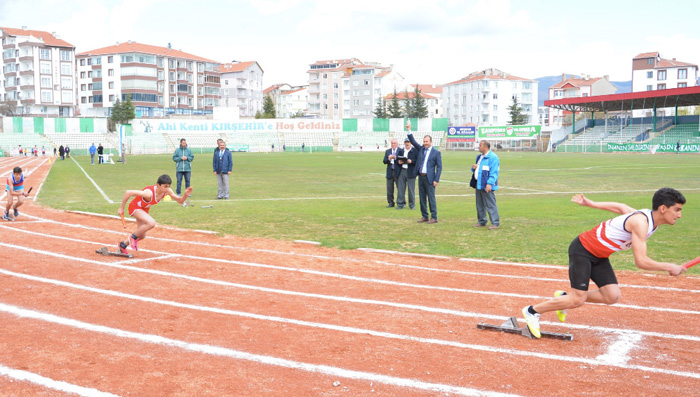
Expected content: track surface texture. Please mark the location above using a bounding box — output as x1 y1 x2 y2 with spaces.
1 156 699 396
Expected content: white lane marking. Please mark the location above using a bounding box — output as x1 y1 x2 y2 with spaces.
1 240 700 342
3 269 699 381
0 363 119 397
596 332 643 365
69 157 114 203
0 303 518 397
15 214 700 289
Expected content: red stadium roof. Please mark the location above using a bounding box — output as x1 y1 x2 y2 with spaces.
544 85 700 112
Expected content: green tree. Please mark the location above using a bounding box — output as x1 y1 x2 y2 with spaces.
387 89 403 118
262 95 276 119
412 85 429 118
111 95 135 126
507 96 528 125
373 97 387 118
254 110 263 119
403 88 414 118
290 110 306 118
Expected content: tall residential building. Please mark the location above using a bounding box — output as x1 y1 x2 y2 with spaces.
264 83 308 118
307 58 405 119
443 68 538 127
632 52 698 92
547 74 617 127
409 84 443 118
217 61 263 117
1 26 76 116
384 90 440 118
76 41 221 118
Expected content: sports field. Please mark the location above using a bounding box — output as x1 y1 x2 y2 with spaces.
0 152 699 396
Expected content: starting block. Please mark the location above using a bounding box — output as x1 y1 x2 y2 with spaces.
477 316 574 341
95 247 133 258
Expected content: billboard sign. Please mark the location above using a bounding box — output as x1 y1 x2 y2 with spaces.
478 125 541 139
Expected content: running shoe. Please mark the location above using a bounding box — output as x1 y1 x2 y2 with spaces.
522 306 541 339
555 290 567 322
13 208 18 218
2 212 10 221
129 234 138 251
118 242 129 255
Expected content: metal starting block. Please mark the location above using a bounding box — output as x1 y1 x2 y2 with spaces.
95 247 133 258
477 316 574 341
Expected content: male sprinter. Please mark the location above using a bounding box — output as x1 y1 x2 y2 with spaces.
117 174 191 254
4 167 28 221
522 188 686 338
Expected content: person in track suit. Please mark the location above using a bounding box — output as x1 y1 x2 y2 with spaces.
406 127 442 223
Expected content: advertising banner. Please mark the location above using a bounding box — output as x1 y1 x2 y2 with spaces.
606 143 700 153
478 125 541 139
447 126 476 142
131 119 342 134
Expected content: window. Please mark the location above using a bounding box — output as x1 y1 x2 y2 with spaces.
109 82 114 89
60 50 70 61
41 76 52 88
80 59 85 66
493 105 498 111
61 91 71 103
61 77 72 89
657 70 666 81
169 71 175 80
493 93 498 99
40 61 51 74
646 85 652 91
80 72 85 78
61 63 71 75
353 99 359 106
81 84 86 91
647 58 653 65
678 69 687 79
88 83 93 90
109 95 115 102
41 90 52 102
40 49 51 60
322 73 327 78
88 71 92 78
647 71 653 78
81 96 87 104
679 82 687 88
108 69 114 76
352 80 359 86
657 83 666 90
364 80 369 85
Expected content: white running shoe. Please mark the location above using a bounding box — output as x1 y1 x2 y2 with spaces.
522 306 541 339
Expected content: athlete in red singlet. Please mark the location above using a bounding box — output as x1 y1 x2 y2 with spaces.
117 174 192 254
521 188 686 338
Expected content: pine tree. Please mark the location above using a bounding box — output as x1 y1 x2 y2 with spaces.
403 88 414 118
110 95 135 126
262 95 276 119
508 96 528 125
412 85 429 118
387 89 403 118
373 97 387 118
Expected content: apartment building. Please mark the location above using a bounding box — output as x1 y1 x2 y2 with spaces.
632 52 698 92
76 41 221 118
1 26 76 116
443 68 538 126
410 84 443 118
307 58 405 119
383 90 439 117
547 74 617 127
218 61 263 118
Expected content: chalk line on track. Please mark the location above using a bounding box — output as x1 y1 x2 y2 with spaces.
0 363 119 397
1 230 699 342
2 268 699 380
69 157 114 204
0 303 519 397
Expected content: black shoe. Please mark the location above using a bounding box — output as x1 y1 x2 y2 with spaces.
396 206 404 210
386 204 394 208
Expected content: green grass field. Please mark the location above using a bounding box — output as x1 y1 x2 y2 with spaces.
38 151 700 271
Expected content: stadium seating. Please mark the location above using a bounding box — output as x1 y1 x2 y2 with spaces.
649 123 700 145
337 131 390 151
0 134 51 155
283 131 333 151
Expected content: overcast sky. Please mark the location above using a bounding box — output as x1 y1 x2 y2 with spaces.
2 0 699 87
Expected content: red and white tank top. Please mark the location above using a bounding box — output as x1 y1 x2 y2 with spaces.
578 209 656 259
128 185 162 215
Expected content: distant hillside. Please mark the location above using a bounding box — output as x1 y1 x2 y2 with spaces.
535 75 631 107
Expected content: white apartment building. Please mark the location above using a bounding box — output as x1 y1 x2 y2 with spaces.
409 84 443 118
307 58 405 119
443 68 538 126
547 74 617 127
278 87 308 118
1 26 76 116
632 52 698 117
218 61 263 118
76 41 221 118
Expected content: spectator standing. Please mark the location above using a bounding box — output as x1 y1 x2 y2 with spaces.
89 143 97 165
121 143 127 164
18 146 23 157
213 139 232 199
383 138 400 208
42 146 46 156
172 138 194 196
58 145 65 160
406 128 442 224
676 140 681 154
53 146 57 157
397 138 418 210
301 143 305 152
472 140 500 230
97 143 104 164
65 145 70 158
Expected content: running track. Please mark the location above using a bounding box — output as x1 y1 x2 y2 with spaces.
0 156 699 396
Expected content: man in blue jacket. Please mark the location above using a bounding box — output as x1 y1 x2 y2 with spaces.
407 129 442 223
89 143 97 165
471 140 500 229
213 139 233 199
173 138 194 196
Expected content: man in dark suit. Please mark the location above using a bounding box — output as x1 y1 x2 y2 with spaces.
383 139 401 207
396 138 418 210
407 129 442 223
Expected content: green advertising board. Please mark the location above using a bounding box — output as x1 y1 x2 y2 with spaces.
606 143 700 153
478 125 541 139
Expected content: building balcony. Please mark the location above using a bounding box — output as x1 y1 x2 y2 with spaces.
18 55 32 62
19 69 34 75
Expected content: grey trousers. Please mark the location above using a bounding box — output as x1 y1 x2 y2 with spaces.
386 173 398 205
216 173 230 198
397 169 415 208
475 189 500 226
